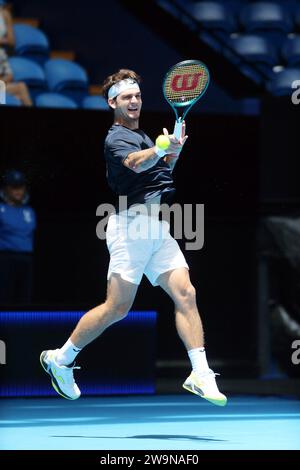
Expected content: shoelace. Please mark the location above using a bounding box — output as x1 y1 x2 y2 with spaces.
62 364 81 385
198 369 220 379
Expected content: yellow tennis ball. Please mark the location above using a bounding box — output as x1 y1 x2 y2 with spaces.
156 135 170 150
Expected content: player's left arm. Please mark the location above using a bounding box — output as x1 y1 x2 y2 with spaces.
164 121 188 172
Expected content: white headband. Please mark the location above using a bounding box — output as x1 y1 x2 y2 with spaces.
108 78 140 100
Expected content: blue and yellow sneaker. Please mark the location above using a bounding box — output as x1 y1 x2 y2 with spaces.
40 349 81 400
183 369 227 406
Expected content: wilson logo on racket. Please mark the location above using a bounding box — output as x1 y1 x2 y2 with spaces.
171 73 203 92
163 60 210 139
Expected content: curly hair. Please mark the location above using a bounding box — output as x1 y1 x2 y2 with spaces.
101 69 141 99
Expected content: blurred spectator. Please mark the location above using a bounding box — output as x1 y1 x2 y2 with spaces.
0 0 15 52
0 1 32 105
0 49 33 105
0 170 36 304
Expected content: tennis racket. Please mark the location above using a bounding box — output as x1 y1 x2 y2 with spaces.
162 59 210 139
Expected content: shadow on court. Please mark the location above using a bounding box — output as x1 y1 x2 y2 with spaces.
50 434 226 442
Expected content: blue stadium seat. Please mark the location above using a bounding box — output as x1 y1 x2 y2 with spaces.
36 93 78 109
8 57 46 84
282 36 300 66
267 67 300 95
240 2 293 33
8 57 47 99
225 33 278 78
44 59 88 105
4 93 22 107
185 1 238 52
226 34 278 65
13 24 50 65
82 95 109 110
186 1 237 33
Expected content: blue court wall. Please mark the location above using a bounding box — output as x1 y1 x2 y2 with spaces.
0 310 157 397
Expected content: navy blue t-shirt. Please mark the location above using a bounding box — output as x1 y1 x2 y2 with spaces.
104 124 175 207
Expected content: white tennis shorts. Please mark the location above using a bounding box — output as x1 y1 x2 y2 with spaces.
106 210 189 286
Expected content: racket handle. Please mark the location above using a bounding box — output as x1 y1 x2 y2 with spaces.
173 120 183 140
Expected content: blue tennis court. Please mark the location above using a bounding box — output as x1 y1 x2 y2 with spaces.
1 395 299 450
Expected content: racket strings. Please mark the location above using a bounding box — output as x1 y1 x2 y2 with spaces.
164 64 209 105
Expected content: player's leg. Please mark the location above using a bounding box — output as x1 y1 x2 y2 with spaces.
144 236 204 351
40 273 138 399
69 273 138 349
156 267 204 350
156 267 227 406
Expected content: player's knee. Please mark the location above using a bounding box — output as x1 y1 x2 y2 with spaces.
112 300 132 320
177 284 196 307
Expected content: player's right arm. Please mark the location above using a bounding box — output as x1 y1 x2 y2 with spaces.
124 139 182 173
124 147 162 173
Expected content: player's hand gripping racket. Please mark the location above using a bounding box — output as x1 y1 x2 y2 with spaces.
163 60 210 139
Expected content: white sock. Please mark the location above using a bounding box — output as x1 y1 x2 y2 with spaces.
188 347 210 374
55 339 82 366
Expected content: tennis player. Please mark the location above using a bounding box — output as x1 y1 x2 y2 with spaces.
40 69 227 406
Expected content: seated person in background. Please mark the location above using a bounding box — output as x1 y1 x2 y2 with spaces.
0 0 15 52
0 170 37 305
0 48 33 105
0 1 32 106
